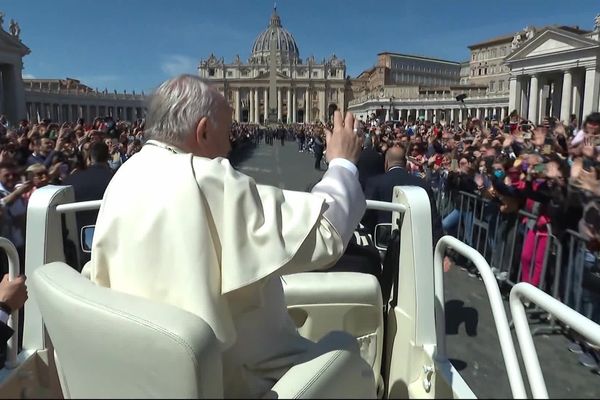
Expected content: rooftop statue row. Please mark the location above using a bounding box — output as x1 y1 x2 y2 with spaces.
201 53 346 67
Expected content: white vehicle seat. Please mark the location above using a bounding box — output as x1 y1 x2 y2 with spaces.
282 272 383 388
33 263 377 399
32 262 223 399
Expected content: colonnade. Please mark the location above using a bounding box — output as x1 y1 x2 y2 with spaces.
509 66 600 124
25 101 145 123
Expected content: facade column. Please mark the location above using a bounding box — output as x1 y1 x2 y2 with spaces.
249 89 255 123
286 88 292 124
508 76 520 114
254 88 259 124
583 67 600 118
501 107 507 121
4 63 27 123
264 88 268 123
292 88 297 123
277 88 282 122
234 89 241 122
572 73 583 119
528 74 539 124
560 70 573 123
305 88 310 123
319 89 326 123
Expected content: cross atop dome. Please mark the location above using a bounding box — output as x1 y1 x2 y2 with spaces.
270 3 282 28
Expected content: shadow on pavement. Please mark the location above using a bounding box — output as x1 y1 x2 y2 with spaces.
446 300 479 337
229 140 258 167
449 358 468 371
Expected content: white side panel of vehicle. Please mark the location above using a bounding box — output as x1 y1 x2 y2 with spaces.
24 185 78 351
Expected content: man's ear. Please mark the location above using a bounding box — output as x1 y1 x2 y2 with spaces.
195 117 209 144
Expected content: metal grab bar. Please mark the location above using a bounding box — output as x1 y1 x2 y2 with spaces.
55 200 103 213
434 235 527 399
366 199 407 213
510 283 600 399
0 238 20 369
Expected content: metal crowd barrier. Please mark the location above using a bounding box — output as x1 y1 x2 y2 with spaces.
435 188 600 326
563 229 600 322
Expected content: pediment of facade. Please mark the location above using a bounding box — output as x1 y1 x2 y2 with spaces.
506 28 598 62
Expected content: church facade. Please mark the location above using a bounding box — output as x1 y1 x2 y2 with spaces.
198 9 347 124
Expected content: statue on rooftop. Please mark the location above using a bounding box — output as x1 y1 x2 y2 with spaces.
595 14 600 31
511 32 523 50
524 25 536 41
9 19 20 38
0 12 5 29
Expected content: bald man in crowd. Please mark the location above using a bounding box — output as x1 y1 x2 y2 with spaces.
363 145 443 247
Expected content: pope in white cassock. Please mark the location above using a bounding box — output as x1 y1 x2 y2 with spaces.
89 75 375 398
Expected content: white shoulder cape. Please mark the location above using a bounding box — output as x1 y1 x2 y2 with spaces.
90 145 336 349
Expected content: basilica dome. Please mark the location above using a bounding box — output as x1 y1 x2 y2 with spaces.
250 9 300 65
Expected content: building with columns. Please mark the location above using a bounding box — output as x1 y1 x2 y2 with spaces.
0 11 146 125
506 25 600 125
198 8 347 124
23 78 146 123
349 14 600 125
0 18 29 125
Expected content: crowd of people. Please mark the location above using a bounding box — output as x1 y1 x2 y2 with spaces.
355 112 600 295
0 116 145 270
1 103 600 370
351 110 600 370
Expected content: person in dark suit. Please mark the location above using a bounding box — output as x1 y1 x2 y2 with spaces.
363 145 443 247
63 142 114 269
356 140 384 191
313 134 325 170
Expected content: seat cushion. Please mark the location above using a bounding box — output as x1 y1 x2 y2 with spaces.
263 331 376 399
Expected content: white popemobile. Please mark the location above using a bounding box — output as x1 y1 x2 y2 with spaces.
0 184 597 398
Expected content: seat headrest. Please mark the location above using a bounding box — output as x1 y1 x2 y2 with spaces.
31 262 223 398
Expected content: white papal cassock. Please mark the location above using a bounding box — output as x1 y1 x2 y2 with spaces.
90 141 366 397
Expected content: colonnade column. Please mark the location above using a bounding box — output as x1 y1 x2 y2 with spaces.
277 88 282 122
560 70 573 123
292 88 297 123
249 89 255 123
583 67 600 118
528 74 539 124
508 76 521 115
286 88 292 124
234 89 241 122
254 89 259 124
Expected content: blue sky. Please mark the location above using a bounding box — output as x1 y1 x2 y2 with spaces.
3 0 599 92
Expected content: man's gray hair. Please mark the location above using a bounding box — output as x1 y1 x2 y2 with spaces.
145 74 221 146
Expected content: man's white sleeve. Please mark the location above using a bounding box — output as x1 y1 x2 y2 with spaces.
310 158 366 245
